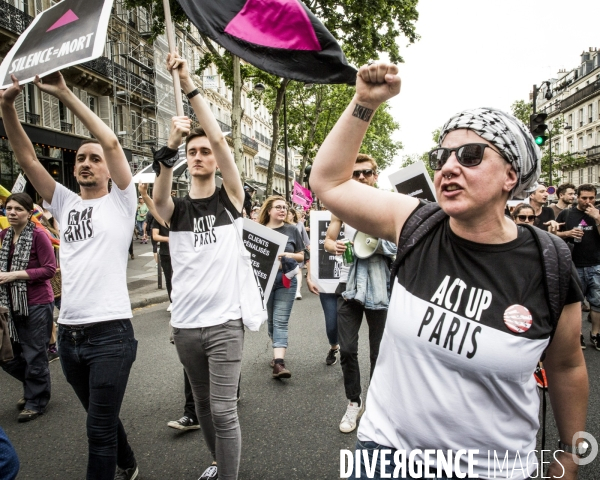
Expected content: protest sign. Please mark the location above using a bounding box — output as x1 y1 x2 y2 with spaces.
242 219 287 306
309 211 355 294
0 0 113 88
202 75 219 90
292 181 312 210
388 161 437 202
11 173 27 193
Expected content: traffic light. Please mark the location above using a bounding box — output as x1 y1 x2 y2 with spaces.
529 113 549 146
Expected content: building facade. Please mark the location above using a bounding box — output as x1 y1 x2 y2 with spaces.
534 47 600 193
0 0 297 200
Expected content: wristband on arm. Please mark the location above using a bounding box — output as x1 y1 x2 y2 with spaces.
152 146 179 177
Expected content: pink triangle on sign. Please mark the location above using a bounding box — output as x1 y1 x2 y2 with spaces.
224 0 321 51
46 9 79 32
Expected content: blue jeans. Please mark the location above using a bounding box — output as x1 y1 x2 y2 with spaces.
319 292 338 346
2 302 54 413
351 440 455 479
58 319 138 480
576 265 600 312
135 220 145 237
0 426 19 479
267 272 297 348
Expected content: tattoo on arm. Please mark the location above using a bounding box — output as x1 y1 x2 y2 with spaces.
352 104 374 122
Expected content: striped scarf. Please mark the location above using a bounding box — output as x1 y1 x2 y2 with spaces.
0 221 35 342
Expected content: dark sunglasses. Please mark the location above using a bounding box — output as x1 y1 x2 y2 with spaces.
428 143 506 171
516 215 535 222
352 169 374 178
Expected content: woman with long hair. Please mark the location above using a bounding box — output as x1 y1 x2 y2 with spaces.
259 196 304 378
0 193 56 423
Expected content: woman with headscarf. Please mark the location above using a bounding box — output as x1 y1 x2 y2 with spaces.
0 193 56 423
311 62 587 480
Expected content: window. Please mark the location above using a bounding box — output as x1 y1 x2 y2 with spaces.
578 136 584 152
568 171 573 183
588 104 593 123
588 166 594 183
579 169 583 185
568 113 573 126
88 96 97 114
579 108 584 126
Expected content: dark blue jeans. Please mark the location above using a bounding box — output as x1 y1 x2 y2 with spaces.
2 302 54 412
319 292 338 346
58 319 137 480
0 426 19 479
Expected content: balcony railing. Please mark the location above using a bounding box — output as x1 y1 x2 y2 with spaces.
60 122 73 133
0 1 33 35
587 145 600 160
255 156 293 178
241 133 258 151
80 56 156 102
254 131 272 147
560 80 600 111
25 112 40 125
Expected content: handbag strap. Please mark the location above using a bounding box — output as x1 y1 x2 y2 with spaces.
224 208 245 253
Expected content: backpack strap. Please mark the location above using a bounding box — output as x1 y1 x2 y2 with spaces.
390 202 448 288
520 224 572 335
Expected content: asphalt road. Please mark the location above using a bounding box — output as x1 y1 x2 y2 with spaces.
1 285 599 479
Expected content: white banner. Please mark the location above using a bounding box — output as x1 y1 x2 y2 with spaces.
11 173 27 193
202 75 219 90
0 0 114 88
388 161 437 202
242 219 287 306
309 211 355 294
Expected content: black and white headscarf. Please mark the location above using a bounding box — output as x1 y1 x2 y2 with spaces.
439 107 541 199
0 221 35 342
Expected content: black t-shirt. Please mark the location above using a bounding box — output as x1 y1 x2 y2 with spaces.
152 218 170 256
533 206 555 230
557 207 600 267
273 223 304 253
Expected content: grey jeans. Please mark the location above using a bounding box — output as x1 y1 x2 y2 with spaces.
173 319 244 480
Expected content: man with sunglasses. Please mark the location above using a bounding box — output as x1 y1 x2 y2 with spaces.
311 61 586 480
324 154 396 434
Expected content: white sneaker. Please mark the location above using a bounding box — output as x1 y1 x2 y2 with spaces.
295 294 302 300
198 464 217 480
339 398 365 433
167 303 172 312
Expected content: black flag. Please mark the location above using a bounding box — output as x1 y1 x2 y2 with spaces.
175 0 357 84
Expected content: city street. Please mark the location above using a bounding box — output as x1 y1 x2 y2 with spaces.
1 278 600 479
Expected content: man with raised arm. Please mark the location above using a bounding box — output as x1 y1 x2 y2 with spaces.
311 63 587 480
0 73 139 480
152 53 245 480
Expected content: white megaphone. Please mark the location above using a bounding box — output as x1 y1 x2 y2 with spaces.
353 231 385 259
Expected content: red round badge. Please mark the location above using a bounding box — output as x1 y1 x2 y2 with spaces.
503 305 533 333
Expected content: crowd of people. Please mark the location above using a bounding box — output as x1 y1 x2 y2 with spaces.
0 53 595 480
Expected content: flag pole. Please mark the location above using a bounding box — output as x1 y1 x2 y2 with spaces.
162 0 184 117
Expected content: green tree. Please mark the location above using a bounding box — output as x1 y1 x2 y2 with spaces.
510 99 532 126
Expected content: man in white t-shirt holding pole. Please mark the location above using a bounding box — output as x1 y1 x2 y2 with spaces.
0 73 139 480
153 54 245 480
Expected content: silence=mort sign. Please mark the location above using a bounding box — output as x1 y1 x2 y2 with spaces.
0 0 112 88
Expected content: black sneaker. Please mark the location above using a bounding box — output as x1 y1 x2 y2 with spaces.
167 416 200 431
198 464 218 480
326 348 339 366
48 351 59 363
590 332 600 351
581 334 586 350
18 409 41 423
114 460 138 480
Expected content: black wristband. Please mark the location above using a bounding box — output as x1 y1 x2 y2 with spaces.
186 88 200 99
152 146 179 177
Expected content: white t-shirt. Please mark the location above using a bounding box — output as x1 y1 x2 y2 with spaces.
45 181 137 324
169 187 242 328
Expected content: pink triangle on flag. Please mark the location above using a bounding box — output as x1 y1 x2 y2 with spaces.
46 9 79 32
224 0 321 51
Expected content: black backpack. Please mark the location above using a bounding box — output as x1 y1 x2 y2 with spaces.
390 202 574 337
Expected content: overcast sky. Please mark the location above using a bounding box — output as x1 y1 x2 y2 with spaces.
378 0 600 189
